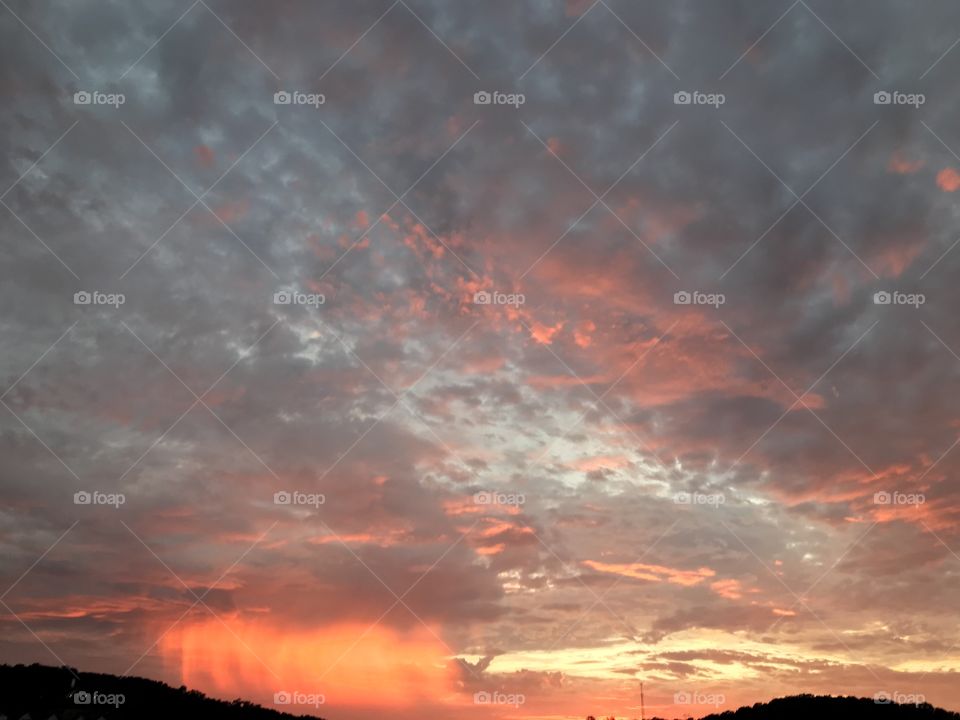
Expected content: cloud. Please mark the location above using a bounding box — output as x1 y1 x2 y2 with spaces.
4 1 960 717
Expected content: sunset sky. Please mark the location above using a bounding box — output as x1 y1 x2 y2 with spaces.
2 1 960 719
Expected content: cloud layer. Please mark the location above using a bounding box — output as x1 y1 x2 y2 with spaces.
2 1 960 718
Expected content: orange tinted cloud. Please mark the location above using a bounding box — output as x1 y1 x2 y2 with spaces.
161 618 457 710
870 237 924 277
565 0 594 17
887 151 922 175
937 167 960 192
583 560 716 586
574 320 596 348
211 198 250 223
570 454 632 472
527 320 564 345
13 595 164 621
711 579 745 600
476 543 506 556
307 530 407 547
443 496 521 517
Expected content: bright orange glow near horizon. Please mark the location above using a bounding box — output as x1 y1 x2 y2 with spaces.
160 618 461 711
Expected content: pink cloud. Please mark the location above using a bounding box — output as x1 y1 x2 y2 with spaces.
193 144 215 168
937 167 960 192
888 150 923 175
583 560 716 586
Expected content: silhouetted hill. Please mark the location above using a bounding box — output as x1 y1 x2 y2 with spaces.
4 667 956 720
0 664 325 720
701 694 958 720
637 693 960 720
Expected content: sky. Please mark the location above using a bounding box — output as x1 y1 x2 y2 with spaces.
2 1 960 719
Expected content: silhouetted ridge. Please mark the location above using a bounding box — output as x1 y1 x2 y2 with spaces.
0 663 325 719
696 694 959 720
